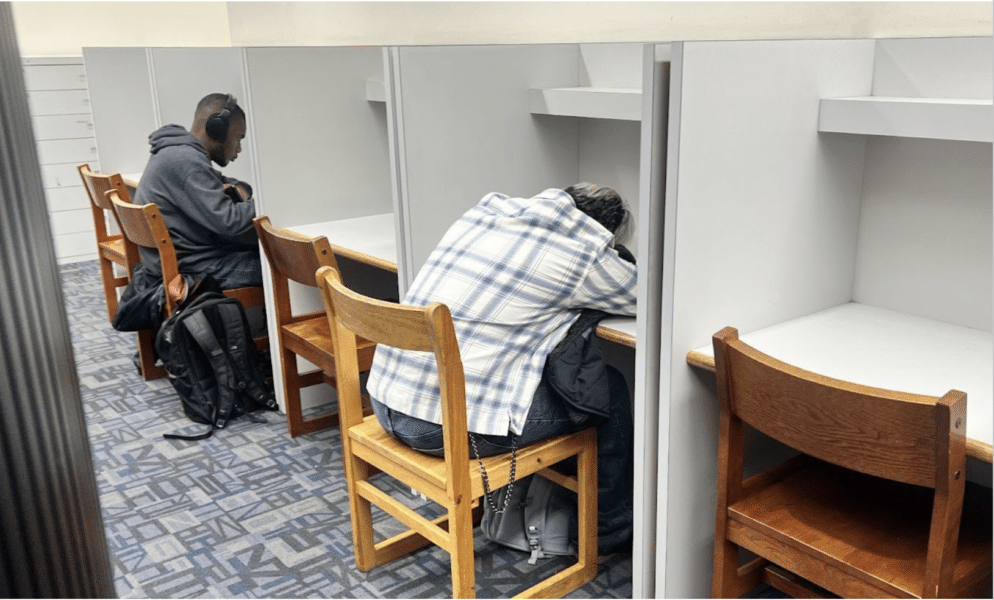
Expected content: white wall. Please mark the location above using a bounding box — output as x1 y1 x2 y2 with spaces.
225 2 993 46
13 2 994 57
12 2 232 56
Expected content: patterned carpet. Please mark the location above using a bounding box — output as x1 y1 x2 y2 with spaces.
62 260 634 599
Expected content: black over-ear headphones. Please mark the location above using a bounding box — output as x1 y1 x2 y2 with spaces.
205 94 235 142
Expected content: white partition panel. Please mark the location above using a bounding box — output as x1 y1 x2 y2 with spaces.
579 43 644 87
578 118 642 248
631 43 671 600
392 44 581 277
83 47 156 175
150 48 256 184
852 37 993 331
245 46 395 415
246 47 392 226
658 39 875 598
871 37 993 99
853 137 993 330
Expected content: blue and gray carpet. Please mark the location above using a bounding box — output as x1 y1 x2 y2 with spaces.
62 260 634 599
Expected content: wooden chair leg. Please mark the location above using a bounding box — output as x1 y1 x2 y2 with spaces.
712 537 742 598
347 459 379 572
576 438 598 574
448 498 477 599
98 256 120 323
284 350 346 436
282 348 306 436
136 328 165 380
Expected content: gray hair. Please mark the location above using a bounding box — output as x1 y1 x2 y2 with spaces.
564 182 632 244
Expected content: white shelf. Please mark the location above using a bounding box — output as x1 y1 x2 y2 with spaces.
819 96 993 143
687 302 993 462
529 87 641 121
365 80 385 103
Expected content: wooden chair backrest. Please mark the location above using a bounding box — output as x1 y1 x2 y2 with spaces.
107 189 181 313
254 215 339 288
712 326 966 489
317 265 471 486
78 164 131 241
78 163 115 211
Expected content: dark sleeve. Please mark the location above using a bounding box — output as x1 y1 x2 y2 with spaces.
182 165 256 237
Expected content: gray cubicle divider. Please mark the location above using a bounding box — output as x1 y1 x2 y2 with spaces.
244 46 396 416
150 48 256 185
82 47 157 176
632 43 671 600
388 43 645 280
245 47 393 226
83 47 259 186
657 37 992 598
387 41 668 599
851 37 992 331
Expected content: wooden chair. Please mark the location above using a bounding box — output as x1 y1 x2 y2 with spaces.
77 164 130 323
106 189 268 352
79 168 166 379
317 265 599 599
710 326 992 599
254 215 377 437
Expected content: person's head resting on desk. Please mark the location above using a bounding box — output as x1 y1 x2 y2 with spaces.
190 93 247 168
563 182 632 247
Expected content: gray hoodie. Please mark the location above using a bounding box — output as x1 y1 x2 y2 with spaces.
133 124 256 276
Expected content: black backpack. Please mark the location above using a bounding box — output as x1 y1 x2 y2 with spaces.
155 290 277 440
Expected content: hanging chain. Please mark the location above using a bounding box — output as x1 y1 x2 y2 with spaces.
471 432 517 515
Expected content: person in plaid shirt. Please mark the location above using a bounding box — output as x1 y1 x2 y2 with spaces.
367 183 638 554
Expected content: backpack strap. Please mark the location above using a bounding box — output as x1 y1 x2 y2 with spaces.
182 308 238 428
214 302 276 412
162 425 214 441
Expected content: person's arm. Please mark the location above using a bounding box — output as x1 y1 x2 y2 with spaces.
570 245 638 316
182 165 256 237
215 169 253 203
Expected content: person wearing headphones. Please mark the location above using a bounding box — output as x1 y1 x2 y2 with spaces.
132 92 260 289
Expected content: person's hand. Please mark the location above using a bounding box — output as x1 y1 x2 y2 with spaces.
223 183 245 203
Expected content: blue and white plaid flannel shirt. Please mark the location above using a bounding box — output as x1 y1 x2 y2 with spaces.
366 188 638 436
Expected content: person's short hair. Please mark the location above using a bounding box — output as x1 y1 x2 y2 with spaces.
564 182 631 244
195 93 245 122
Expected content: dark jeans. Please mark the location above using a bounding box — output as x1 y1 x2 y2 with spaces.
195 248 263 289
371 366 634 555
195 250 266 337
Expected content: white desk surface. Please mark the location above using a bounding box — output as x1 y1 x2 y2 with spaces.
289 214 398 273
687 302 993 463
122 172 142 185
598 316 636 348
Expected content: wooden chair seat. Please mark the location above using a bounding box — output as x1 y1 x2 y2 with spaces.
99 235 127 263
351 414 589 502
281 313 377 374
729 455 993 598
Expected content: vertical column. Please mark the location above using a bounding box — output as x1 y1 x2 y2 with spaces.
0 6 116 598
